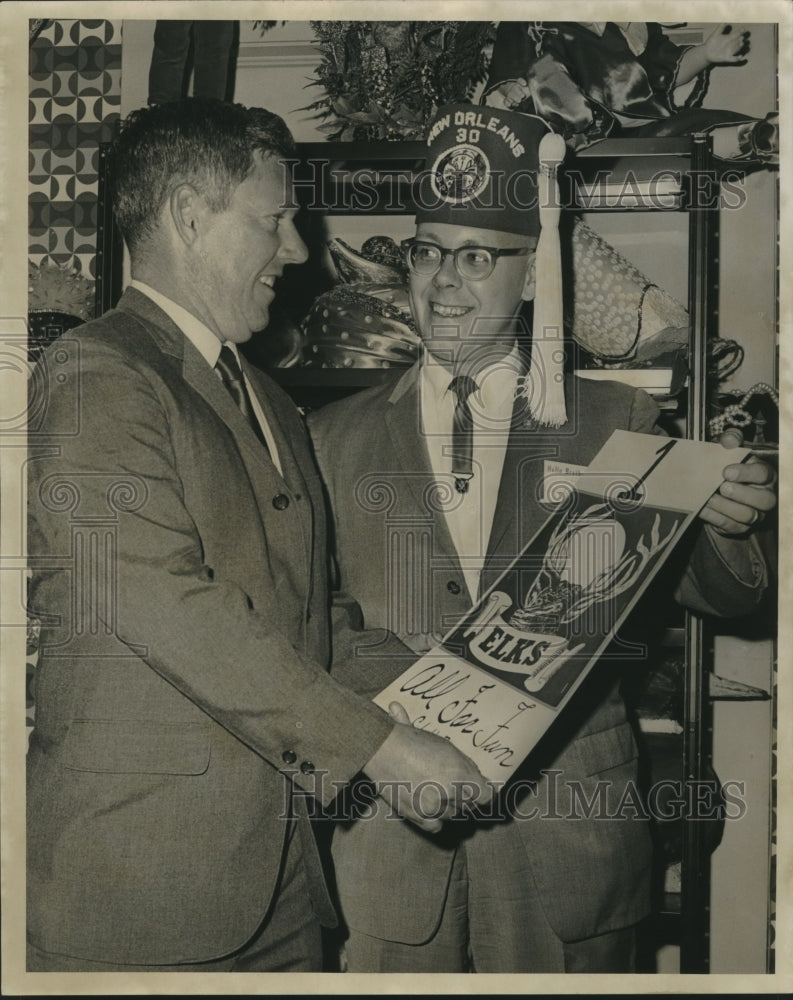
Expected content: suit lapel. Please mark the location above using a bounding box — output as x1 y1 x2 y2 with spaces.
116 287 315 620
177 339 315 582
385 367 460 569
117 288 299 508
482 397 567 596
244 361 309 498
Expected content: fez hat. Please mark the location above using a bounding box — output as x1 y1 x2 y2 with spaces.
416 104 567 426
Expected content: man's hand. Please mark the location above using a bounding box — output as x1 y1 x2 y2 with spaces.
699 429 777 537
703 23 751 66
675 24 750 86
362 702 493 834
497 78 531 108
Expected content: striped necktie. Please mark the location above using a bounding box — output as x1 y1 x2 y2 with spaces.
449 375 478 494
215 345 269 453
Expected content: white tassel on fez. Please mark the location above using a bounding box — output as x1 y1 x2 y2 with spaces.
521 131 567 427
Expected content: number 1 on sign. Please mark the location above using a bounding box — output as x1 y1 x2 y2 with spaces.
620 439 677 501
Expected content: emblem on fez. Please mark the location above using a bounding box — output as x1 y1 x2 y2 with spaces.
432 145 490 204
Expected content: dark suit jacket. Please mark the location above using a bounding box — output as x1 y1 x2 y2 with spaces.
26 288 399 965
308 364 768 945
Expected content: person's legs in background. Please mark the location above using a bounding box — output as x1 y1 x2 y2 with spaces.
193 21 236 102
148 21 236 106
147 20 192 106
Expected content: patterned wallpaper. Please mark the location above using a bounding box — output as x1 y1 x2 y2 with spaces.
29 19 122 286
27 18 122 729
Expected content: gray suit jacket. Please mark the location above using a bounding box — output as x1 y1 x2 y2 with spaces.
26 288 399 965
308 363 768 944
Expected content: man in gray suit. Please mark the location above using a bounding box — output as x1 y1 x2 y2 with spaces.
308 103 776 972
26 99 488 972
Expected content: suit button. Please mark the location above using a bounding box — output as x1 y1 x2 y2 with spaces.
300 761 315 775
273 494 290 510
281 749 297 764
447 580 462 595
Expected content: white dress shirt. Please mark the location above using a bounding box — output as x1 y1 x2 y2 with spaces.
130 280 282 473
419 346 522 604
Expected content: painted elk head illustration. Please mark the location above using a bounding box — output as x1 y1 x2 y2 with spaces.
509 502 679 634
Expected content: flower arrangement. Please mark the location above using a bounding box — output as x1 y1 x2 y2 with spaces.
305 21 496 141
28 260 95 321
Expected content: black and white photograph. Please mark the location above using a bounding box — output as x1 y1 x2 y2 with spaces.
0 2 789 994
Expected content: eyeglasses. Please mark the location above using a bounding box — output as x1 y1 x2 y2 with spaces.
401 238 531 282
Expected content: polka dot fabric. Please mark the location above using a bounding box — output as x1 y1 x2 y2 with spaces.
567 219 689 361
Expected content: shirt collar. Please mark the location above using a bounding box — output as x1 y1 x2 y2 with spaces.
419 343 522 415
130 279 230 368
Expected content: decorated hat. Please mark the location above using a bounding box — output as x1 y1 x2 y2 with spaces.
416 103 567 426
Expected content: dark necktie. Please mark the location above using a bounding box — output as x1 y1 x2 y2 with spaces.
449 375 478 494
215 345 269 453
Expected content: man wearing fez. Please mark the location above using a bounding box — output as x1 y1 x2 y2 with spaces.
308 104 776 972
25 99 489 973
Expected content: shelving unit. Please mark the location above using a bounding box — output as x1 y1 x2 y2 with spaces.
578 136 732 972
575 134 722 972
681 134 719 974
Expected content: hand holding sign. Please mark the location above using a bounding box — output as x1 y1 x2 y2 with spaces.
699 429 777 536
362 702 492 833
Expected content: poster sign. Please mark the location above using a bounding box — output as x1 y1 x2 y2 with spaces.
374 431 748 782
